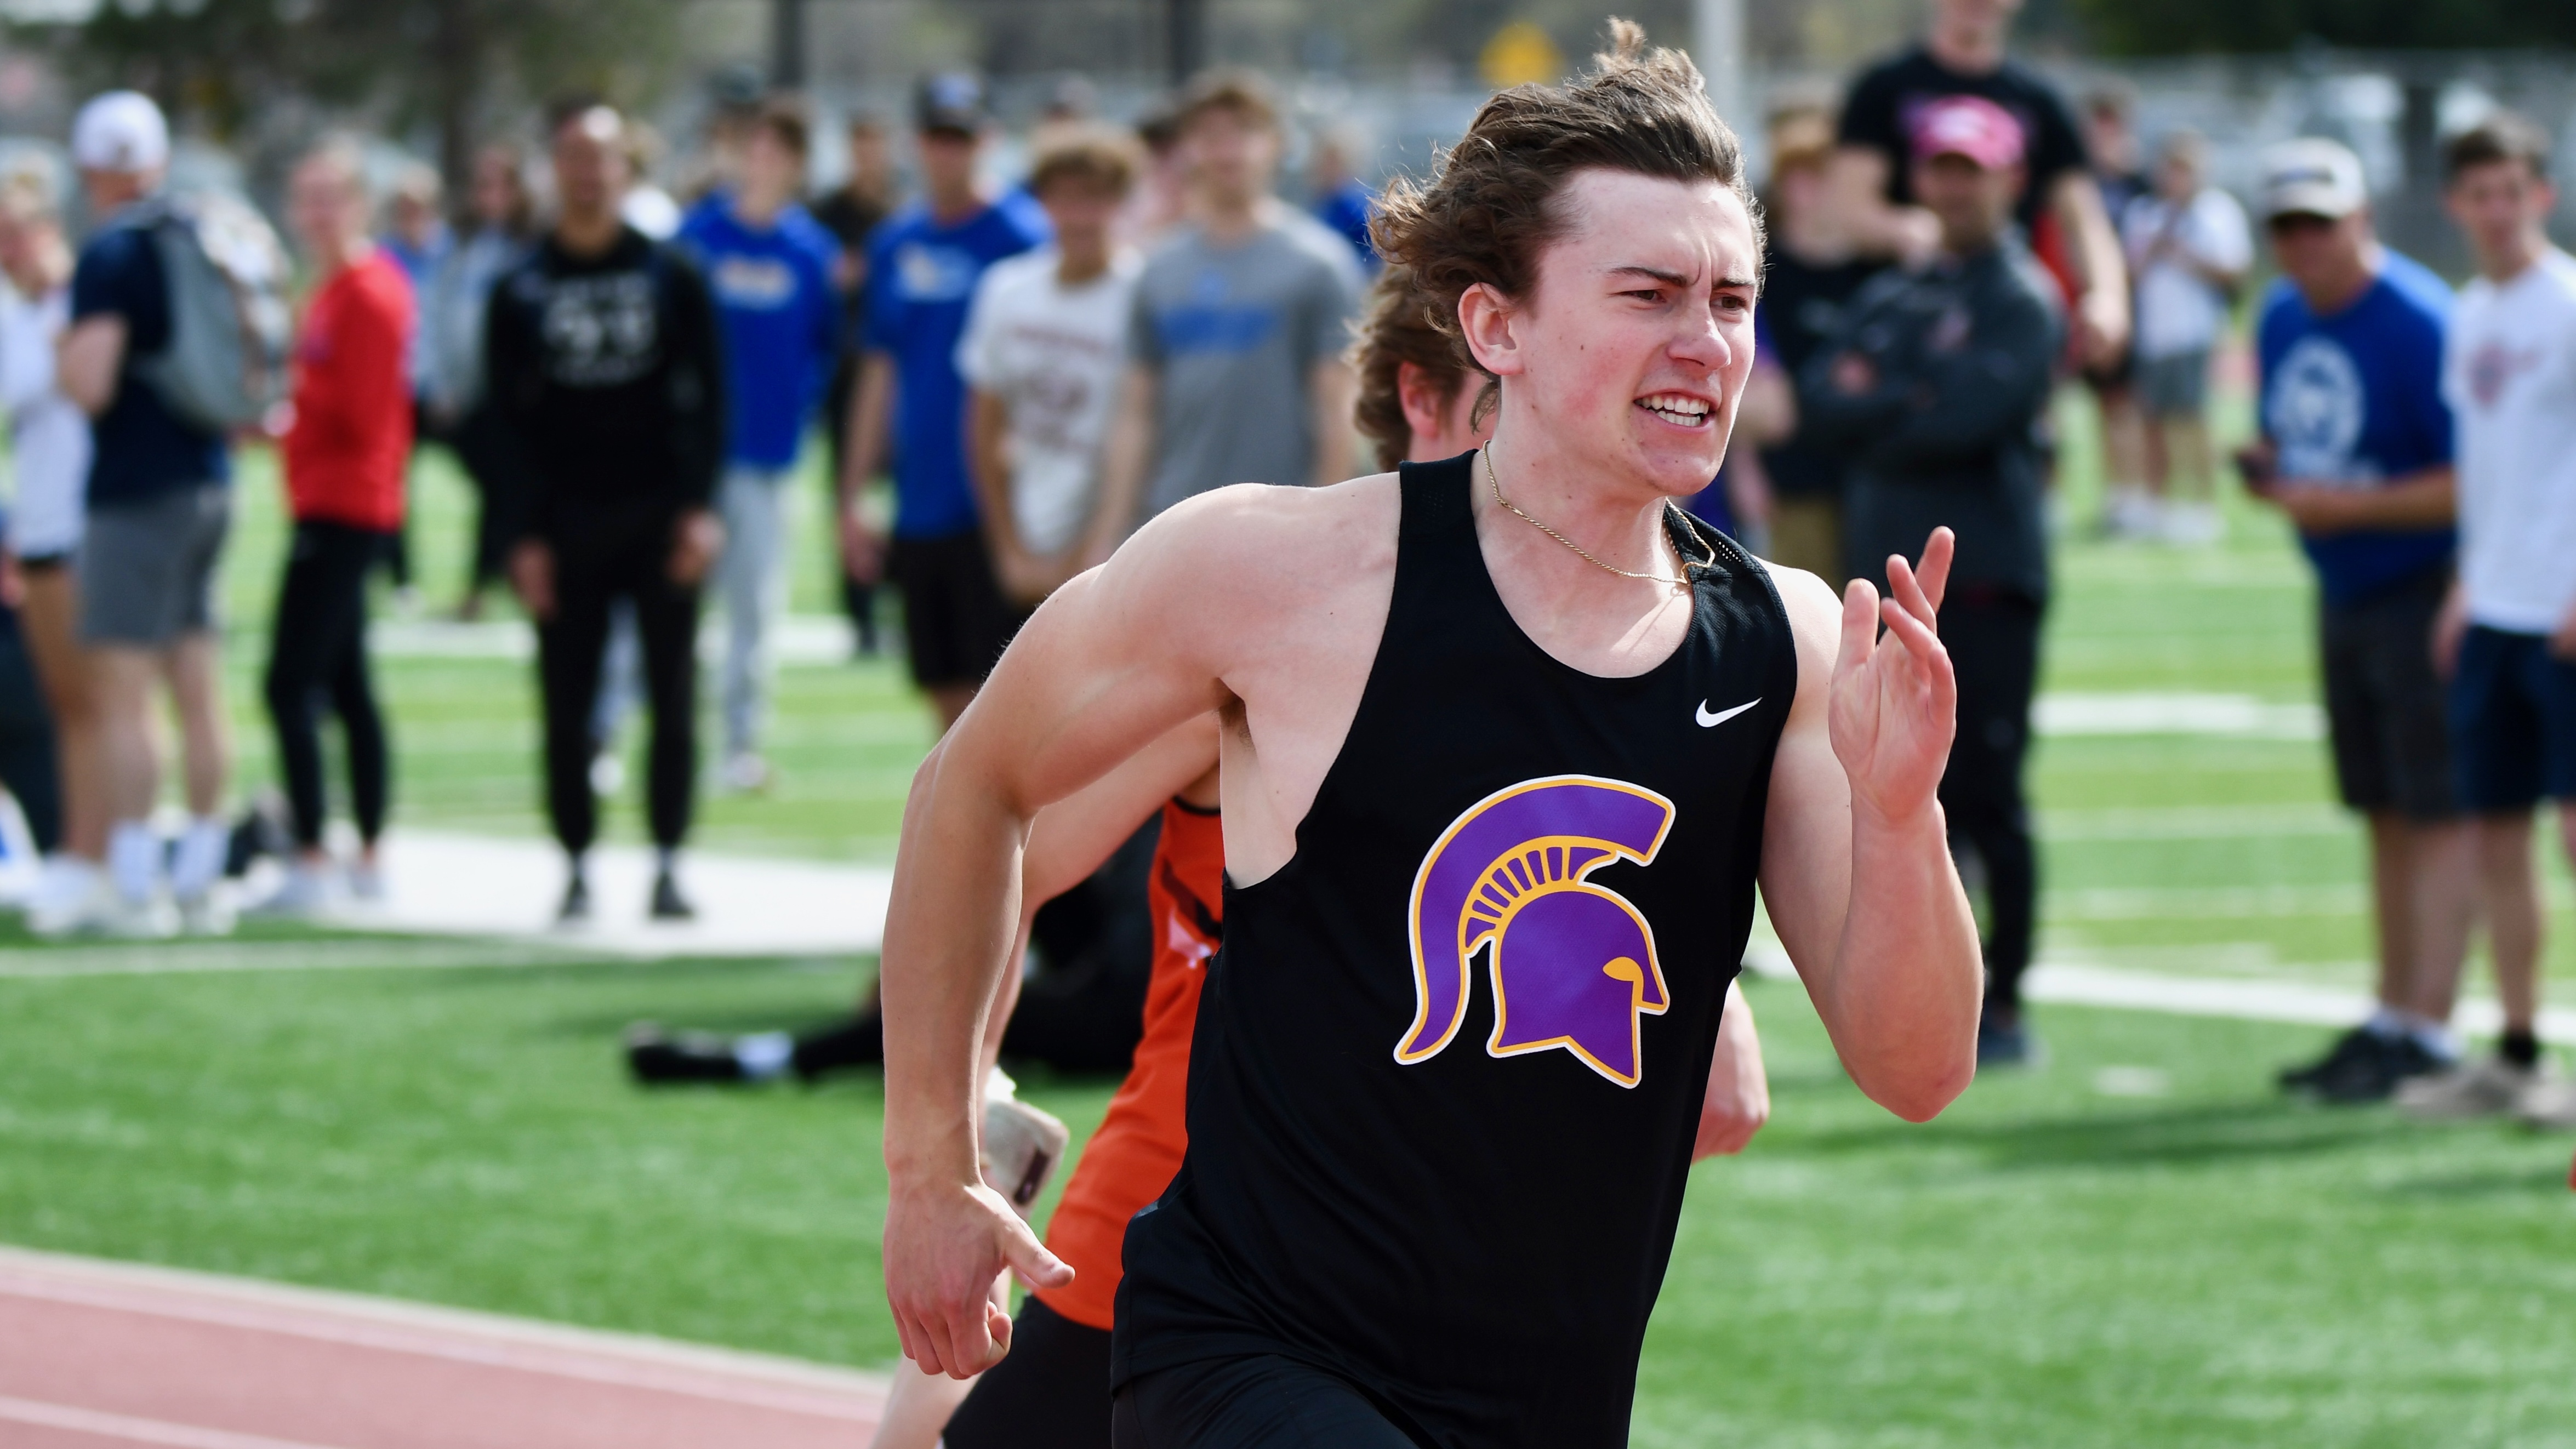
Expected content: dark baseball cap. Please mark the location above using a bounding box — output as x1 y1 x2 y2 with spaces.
916 73 989 135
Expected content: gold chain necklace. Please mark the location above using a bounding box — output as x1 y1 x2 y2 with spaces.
1482 442 1690 591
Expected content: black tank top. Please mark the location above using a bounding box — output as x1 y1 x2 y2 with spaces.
1111 455 1798 1447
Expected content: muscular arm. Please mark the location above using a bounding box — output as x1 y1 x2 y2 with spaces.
1308 357 1357 487
56 315 125 418
882 484 1355 1377
1755 539 1982 1121
1081 363 1158 566
1692 979 1770 1159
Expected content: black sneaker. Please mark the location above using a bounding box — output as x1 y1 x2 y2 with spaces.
2279 1026 2375 1093
1976 1007 2043 1068
2315 1033 2444 1105
625 1025 748 1084
649 868 694 921
558 870 592 924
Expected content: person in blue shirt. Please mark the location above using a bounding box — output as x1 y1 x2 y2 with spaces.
1306 127 1378 272
2240 139 2473 1105
837 73 1048 731
678 97 842 793
56 90 238 937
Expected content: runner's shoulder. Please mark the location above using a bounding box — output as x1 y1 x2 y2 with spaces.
1119 472 1401 606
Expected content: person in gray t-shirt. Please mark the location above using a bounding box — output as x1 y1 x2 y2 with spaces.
1091 72 1362 547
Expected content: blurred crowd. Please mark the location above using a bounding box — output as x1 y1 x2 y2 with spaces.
0 0 2568 1133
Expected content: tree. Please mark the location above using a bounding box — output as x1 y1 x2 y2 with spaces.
42 0 684 190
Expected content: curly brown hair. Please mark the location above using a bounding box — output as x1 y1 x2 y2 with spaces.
1370 19 1760 377
1348 264 1484 471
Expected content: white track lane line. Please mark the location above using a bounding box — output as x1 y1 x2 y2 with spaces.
0 1396 348 1449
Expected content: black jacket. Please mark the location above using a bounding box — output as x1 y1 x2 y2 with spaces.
484 226 725 540
1799 236 2062 602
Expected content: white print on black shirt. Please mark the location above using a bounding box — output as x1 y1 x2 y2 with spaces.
540 271 659 388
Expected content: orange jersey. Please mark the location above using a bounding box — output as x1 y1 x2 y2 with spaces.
1031 798 1223 1332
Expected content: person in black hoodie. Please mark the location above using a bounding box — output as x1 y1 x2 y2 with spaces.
491 101 726 923
1803 94 2062 1065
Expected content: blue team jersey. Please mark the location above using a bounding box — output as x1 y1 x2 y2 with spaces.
679 196 844 470
862 193 1050 537
2255 250 2456 607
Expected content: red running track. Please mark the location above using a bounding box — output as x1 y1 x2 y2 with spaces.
0 1246 885 1448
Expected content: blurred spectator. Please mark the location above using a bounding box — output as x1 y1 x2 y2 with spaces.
1754 103 1877 582
375 161 448 607
1834 0 2128 370
1126 104 1191 248
1095 70 1363 537
956 129 1140 615
0 172 102 933
2083 84 2151 533
2118 130 2248 545
257 139 413 917
2241 139 2471 1104
678 96 840 795
838 74 1048 732
1030 73 1101 155
0 520 58 877
58 90 236 937
425 142 535 621
1801 96 2063 1065
619 120 683 240
811 112 897 655
1346 261 1493 471
2415 114 2576 1128
491 103 726 923
1307 124 1378 271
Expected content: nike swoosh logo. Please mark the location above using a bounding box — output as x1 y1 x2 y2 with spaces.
1696 698 1760 728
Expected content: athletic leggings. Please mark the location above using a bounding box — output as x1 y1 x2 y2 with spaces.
1112 1355 1423 1448
1937 592 2043 1014
264 521 394 851
535 510 699 855
941 1298 1114 1449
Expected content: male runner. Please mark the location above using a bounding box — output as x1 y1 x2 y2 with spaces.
880 26 1980 1448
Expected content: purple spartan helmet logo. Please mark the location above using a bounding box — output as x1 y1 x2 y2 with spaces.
1398 775 1677 1088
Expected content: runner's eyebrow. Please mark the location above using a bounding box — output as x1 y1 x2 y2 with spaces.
1608 265 1759 292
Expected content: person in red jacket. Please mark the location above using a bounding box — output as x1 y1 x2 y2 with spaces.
259 138 415 914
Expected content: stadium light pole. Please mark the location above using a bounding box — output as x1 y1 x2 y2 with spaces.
772 0 807 88
1692 0 1746 132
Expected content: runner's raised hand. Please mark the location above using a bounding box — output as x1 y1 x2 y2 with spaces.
1826 527 1959 825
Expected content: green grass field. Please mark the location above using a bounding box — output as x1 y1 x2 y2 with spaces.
3 392 2573 1445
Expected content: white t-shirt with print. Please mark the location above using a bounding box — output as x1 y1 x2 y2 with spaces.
955 248 1140 556
2123 187 2252 360
2442 246 2576 635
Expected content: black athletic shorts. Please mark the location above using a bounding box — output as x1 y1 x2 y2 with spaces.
887 528 1018 689
1112 1354 1425 1449
2319 567 2458 820
943 1297 1114 1449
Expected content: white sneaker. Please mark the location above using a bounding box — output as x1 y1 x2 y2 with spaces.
25 859 107 938
589 750 626 797
717 752 773 795
2515 1071 2576 1131
177 886 237 937
252 864 338 920
99 892 179 940
2160 501 2224 547
345 858 385 903
2395 1056 2544 1119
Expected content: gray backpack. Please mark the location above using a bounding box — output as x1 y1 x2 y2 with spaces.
126 192 293 433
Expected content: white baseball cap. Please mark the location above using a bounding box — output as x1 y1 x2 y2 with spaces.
2258 138 2367 221
71 90 170 175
